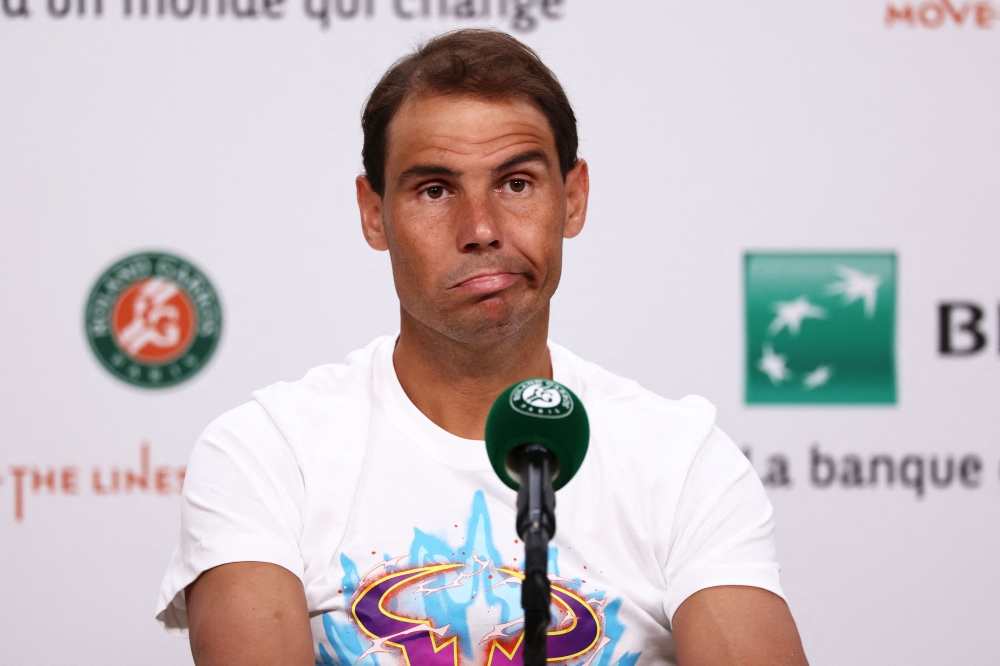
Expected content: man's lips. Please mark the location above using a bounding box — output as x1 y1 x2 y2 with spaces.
451 272 520 294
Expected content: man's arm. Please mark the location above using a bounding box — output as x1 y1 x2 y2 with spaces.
185 562 315 666
672 585 808 666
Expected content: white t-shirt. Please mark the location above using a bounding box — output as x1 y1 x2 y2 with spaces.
156 336 783 666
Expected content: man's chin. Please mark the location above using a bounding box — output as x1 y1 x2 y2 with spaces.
440 300 539 345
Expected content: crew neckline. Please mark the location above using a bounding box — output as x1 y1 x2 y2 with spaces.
372 335 577 470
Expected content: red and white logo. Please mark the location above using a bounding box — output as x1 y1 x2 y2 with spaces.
85 251 222 387
112 277 197 365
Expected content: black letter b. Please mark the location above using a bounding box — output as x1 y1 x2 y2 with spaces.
938 302 986 355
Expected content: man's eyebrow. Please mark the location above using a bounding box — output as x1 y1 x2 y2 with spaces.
396 164 462 187
491 150 551 177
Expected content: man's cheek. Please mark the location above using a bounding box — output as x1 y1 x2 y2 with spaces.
511 231 558 266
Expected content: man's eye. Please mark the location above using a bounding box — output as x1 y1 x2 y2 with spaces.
425 186 445 200
508 180 527 193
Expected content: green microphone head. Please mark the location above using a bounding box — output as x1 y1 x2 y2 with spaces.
485 378 589 491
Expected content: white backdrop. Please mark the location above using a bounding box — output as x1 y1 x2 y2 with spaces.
2 1 999 664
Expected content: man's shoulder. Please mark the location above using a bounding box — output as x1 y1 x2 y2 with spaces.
238 336 389 446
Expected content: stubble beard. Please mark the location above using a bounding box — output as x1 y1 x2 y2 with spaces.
448 291 541 345
405 283 548 348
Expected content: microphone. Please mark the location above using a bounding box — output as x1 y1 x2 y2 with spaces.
485 378 589 666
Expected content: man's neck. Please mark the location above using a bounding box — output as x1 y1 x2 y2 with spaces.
392 307 552 440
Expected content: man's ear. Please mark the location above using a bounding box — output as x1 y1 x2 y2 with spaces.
357 175 389 251
563 159 589 239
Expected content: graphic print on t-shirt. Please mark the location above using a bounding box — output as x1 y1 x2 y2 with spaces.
316 491 641 666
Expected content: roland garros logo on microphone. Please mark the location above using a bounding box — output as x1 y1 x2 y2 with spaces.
510 379 574 419
84 251 222 388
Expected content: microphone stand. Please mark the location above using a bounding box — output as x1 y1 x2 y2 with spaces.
516 444 557 666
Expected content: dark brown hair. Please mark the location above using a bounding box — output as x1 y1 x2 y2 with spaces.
361 29 578 196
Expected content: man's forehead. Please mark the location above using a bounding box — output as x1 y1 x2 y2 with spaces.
385 94 557 172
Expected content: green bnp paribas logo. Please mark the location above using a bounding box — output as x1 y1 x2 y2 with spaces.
745 253 896 405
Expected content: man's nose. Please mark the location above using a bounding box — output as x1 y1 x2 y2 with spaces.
456 193 502 251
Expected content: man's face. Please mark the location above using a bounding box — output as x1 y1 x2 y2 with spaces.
357 94 588 346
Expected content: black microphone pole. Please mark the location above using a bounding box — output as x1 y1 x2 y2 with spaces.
484 379 590 666
515 444 557 666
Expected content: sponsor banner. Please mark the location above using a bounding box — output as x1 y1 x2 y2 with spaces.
1 2 999 665
744 253 897 405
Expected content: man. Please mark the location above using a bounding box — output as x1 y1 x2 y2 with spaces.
156 29 808 666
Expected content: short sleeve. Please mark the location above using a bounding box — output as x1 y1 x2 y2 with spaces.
155 401 306 636
661 426 783 622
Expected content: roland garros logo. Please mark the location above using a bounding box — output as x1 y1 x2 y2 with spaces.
84 251 222 388
510 379 573 419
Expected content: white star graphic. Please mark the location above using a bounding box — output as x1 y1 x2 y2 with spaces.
826 265 881 318
767 296 827 336
803 365 833 390
758 344 791 384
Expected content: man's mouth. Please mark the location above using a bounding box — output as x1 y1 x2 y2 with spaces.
451 272 520 294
